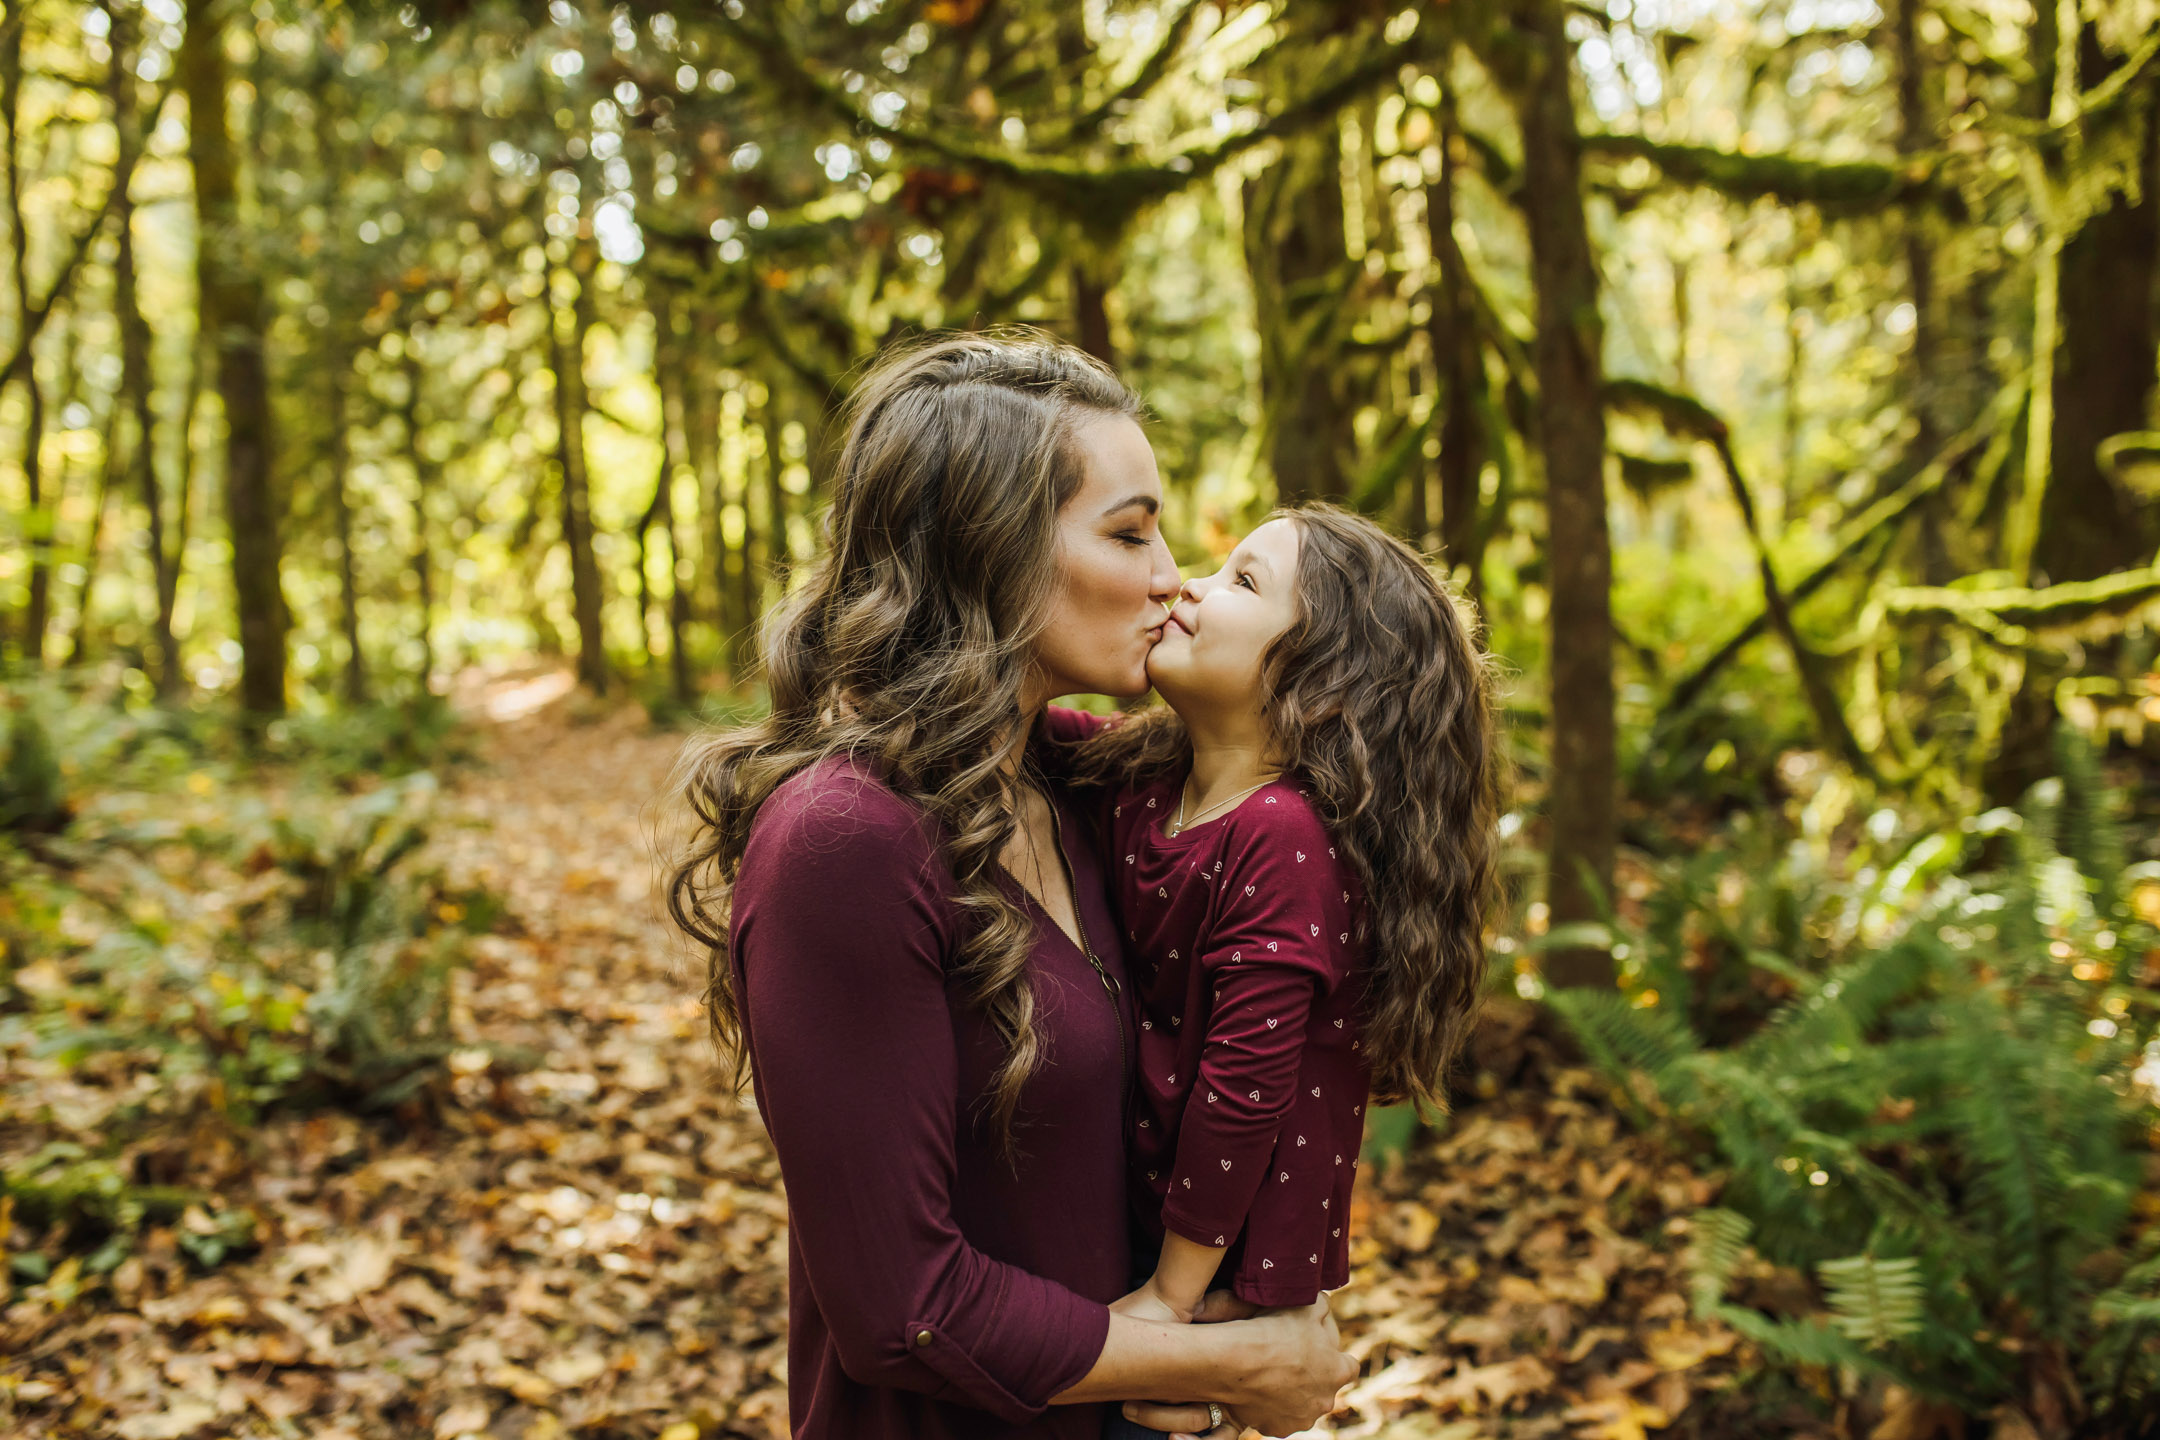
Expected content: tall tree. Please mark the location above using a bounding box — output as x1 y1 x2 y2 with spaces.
1499 0 1616 988
183 0 286 713
1426 75 1492 601
1246 125 1356 505
103 0 178 693
3 17 49 661
547 239 607 695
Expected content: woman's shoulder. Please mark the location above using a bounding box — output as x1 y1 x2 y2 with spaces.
747 756 939 866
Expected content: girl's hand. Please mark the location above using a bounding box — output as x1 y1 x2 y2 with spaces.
1109 1281 1192 1326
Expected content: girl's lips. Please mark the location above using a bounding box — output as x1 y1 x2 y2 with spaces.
1164 604 1197 636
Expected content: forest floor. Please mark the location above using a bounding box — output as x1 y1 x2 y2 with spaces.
2 676 1799 1440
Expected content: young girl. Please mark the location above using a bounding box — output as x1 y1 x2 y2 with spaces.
1043 504 1498 1410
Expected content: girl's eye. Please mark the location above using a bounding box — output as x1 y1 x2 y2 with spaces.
1236 572 1256 591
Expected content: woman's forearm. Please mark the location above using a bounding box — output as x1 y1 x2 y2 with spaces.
1049 1311 1269 1408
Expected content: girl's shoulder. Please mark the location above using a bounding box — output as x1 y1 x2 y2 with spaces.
1219 778 1338 856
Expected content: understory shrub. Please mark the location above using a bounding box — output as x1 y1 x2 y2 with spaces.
1548 746 2160 1422
0 681 497 1271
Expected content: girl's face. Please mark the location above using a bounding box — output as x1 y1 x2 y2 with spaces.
1147 517 1302 713
1030 413 1182 702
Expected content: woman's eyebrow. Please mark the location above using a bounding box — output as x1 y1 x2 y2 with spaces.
1100 494 1160 518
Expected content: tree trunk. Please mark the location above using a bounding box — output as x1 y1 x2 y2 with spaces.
763 404 791 589
104 0 177 692
1245 125 1355 506
1427 84 1491 601
401 349 435 691
1071 260 1116 367
548 242 608 695
3 24 49 662
684 319 748 680
183 0 285 714
326 328 366 705
655 305 696 707
1984 33 2160 806
1509 0 1617 989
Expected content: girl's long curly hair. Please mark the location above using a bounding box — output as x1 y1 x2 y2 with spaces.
1066 503 1502 1113
666 330 1141 1145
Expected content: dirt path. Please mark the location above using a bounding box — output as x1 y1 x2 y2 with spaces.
6 690 1755 1439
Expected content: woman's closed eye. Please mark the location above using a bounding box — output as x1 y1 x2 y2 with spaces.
1112 530 1151 548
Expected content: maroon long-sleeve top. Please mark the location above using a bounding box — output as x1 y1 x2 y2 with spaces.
728 757 1133 1439
1044 709 1372 1307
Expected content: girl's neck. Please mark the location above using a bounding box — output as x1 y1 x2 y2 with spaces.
1183 707 1278 801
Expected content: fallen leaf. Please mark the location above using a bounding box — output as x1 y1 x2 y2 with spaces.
1428 1356 1554 1412
434 1399 492 1439
1565 1395 1671 1440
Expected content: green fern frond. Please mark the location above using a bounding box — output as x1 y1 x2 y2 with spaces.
1687 1208 1753 1316
1820 1254 1926 1347
1542 986 1702 1119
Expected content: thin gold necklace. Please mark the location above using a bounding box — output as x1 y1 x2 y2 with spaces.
1168 773 1277 837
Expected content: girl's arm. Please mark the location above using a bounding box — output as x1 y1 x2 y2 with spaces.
1153 799 1346 1309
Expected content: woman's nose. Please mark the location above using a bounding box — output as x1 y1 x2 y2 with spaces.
1149 537 1181 606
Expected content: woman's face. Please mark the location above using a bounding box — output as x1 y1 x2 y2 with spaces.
1146 516 1302 714
1031 413 1181 702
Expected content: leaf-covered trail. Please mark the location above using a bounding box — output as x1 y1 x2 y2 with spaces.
7 692 1764 1439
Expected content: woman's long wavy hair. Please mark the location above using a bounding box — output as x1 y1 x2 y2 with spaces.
666 330 1141 1146
1066 504 1502 1114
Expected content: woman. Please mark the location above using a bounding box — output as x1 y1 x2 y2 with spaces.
668 331 1356 1440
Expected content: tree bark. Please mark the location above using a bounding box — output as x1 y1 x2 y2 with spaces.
548 242 608 696
1245 125 1355 505
183 0 286 714
1508 0 1616 988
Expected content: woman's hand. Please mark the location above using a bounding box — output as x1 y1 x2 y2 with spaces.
1118 1294 1355 1437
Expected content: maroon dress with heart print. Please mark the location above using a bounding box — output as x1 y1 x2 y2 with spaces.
1044 708 1371 1307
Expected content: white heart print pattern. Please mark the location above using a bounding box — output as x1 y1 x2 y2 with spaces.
1220 1159 1232 1170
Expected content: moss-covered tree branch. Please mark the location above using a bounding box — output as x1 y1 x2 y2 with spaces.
1582 133 1955 217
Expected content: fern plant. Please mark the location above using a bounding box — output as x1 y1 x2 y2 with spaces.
1550 737 2160 1416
